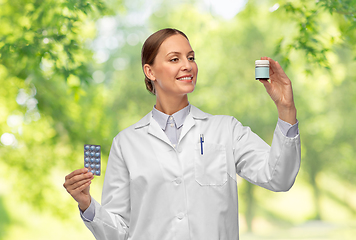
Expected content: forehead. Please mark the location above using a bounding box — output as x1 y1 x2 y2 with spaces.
158 34 193 55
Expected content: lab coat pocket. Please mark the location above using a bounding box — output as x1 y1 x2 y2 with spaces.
194 143 227 186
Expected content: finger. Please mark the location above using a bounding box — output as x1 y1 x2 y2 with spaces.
70 171 93 185
260 56 274 62
65 168 89 181
269 59 285 75
70 174 94 189
64 171 93 187
72 180 91 194
68 181 92 198
66 178 92 193
260 57 277 75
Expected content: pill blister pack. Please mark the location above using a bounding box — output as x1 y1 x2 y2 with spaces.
84 144 101 176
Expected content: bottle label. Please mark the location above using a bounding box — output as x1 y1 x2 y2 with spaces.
255 66 269 79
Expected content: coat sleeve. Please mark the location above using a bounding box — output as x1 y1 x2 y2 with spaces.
232 117 301 192
83 134 130 239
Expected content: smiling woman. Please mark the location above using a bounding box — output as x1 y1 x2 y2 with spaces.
63 28 301 240
141 29 195 95
142 29 198 115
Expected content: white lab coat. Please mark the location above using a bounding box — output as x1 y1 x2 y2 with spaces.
83 105 301 240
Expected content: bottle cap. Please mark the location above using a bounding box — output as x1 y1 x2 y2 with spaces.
255 60 269 67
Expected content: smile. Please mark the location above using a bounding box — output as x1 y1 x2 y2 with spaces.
177 76 193 81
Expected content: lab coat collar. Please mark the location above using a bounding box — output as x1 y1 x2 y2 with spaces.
134 105 209 146
190 105 210 120
134 112 151 129
152 104 191 130
134 105 209 130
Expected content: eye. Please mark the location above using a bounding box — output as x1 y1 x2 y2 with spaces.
188 56 195 61
170 58 179 62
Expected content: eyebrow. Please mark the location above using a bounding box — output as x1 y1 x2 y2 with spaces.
166 51 195 57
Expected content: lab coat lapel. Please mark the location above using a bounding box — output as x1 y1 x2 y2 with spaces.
134 106 209 146
179 114 195 143
134 111 172 146
148 115 172 147
179 105 209 143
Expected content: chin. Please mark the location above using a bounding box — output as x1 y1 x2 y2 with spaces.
181 85 195 94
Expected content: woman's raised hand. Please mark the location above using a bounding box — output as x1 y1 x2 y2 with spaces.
63 168 94 211
259 57 297 125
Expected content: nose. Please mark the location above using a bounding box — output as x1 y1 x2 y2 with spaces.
181 59 193 72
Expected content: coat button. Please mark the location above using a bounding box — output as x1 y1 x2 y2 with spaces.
175 178 182 184
177 212 185 220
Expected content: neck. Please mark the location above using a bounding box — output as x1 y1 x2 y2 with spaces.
155 94 189 115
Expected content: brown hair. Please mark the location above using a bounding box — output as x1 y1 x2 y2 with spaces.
141 28 189 95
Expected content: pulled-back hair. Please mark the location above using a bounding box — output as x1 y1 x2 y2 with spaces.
141 28 189 95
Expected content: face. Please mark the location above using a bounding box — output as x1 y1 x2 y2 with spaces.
144 34 198 97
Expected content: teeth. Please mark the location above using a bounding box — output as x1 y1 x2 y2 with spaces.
178 77 192 80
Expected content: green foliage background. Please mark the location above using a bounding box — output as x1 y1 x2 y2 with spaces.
1 0 356 239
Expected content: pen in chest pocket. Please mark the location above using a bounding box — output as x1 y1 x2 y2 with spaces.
200 134 204 155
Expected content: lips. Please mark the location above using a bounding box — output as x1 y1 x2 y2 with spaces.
176 75 193 81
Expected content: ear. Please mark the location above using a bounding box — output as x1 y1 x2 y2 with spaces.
143 64 156 81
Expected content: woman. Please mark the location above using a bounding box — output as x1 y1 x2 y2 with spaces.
63 28 301 240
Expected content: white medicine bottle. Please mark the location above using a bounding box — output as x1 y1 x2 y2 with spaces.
255 60 270 80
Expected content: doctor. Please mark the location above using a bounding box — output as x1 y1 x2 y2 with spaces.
64 28 301 240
